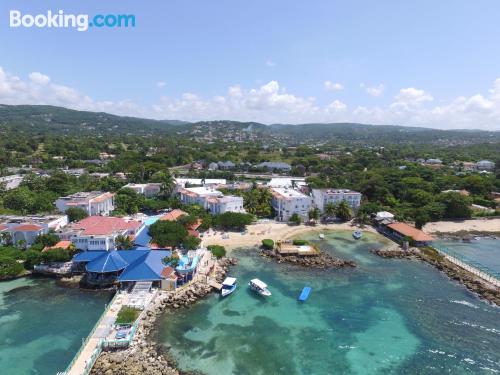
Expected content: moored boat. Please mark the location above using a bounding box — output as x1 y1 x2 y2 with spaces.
221 277 237 297
353 230 362 239
319 233 325 240
249 278 272 297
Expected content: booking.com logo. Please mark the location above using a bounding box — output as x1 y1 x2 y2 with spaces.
9 10 136 31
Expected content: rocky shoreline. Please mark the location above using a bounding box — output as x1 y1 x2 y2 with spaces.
90 257 237 375
260 248 356 269
372 247 500 306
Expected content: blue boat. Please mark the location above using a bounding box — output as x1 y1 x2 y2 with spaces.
353 230 363 240
298 286 311 302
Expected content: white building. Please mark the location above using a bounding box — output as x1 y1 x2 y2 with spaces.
58 216 144 251
0 214 68 247
312 189 362 212
207 196 245 214
179 187 223 208
55 191 115 216
271 188 312 222
124 183 162 197
476 160 495 171
179 187 244 214
0 175 24 190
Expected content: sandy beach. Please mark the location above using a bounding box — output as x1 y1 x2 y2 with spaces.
423 218 500 234
201 220 375 251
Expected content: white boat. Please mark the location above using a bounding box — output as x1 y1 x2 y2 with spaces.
221 277 237 297
319 233 325 240
353 230 362 240
249 278 272 297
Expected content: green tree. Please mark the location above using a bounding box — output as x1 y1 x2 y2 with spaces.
207 245 226 259
182 235 201 250
261 239 274 250
308 208 320 221
3 187 35 214
149 220 188 248
289 213 302 225
65 207 88 222
213 212 254 231
0 255 24 279
115 234 134 250
438 192 472 219
324 202 336 217
335 201 353 221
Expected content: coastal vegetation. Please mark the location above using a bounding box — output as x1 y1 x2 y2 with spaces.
207 245 226 259
115 306 140 325
148 220 200 250
261 239 274 250
212 212 254 231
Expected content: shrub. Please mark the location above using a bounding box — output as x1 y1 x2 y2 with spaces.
65 207 88 222
208 245 226 259
289 213 301 225
0 255 24 279
261 239 274 250
292 239 308 246
115 306 140 325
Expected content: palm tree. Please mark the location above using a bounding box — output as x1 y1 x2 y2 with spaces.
0 232 13 246
335 201 352 222
115 235 133 250
324 202 336 218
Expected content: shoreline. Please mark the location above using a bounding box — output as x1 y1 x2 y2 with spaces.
90 258 235 375
423 218 500 236
202 220 373 252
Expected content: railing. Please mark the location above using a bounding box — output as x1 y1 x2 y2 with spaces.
62 292 119 374
431 244 500 287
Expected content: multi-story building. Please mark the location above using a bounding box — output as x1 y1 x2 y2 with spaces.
55 191 115 216
124 183 162 197
256 161 292 173
0 214 68 247
179 187 244 214
271 188 312 222
207 196 245 214
58 216 144 251
312 189 362 212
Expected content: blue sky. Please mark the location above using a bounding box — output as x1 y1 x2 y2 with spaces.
1 0 500 129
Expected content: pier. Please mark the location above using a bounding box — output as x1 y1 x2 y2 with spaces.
60 287 157 375
432 244 500 287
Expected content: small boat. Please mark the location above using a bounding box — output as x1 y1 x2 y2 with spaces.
221 277 237 297
353 230 362 240
298 286 311 302
248 278 272 297
319 233 325 240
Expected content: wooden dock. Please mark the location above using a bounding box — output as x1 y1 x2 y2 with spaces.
208 280 222 290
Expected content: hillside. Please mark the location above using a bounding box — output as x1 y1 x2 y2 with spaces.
0 104 499 146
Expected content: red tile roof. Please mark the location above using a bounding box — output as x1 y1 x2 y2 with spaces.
43 240 73 252
0 224 8 231
72 216 142 236
13 224 43 231
387 222 434 242
159 209 187 222
161 266 175 278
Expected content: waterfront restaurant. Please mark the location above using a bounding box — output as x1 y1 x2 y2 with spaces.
72 249 178 288
385 222 434 246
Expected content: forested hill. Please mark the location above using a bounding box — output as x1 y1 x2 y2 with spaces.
0 104 189 135
0 104 499 146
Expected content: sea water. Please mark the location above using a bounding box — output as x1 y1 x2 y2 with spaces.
158 231 500 375
0 277 111 375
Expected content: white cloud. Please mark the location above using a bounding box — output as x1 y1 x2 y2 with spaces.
29 72 50 85
265 60 276 67
1 66 500 129
361 83 384 97
324 81 344 91
156 81 166 88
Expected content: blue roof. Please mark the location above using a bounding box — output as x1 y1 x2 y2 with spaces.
73 251 107 262
86 251 129 273
118 250 171 282
72 249 172 281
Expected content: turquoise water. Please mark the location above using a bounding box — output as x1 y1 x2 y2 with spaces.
437 239 500 274
158 231 500 375
0 277 111 375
